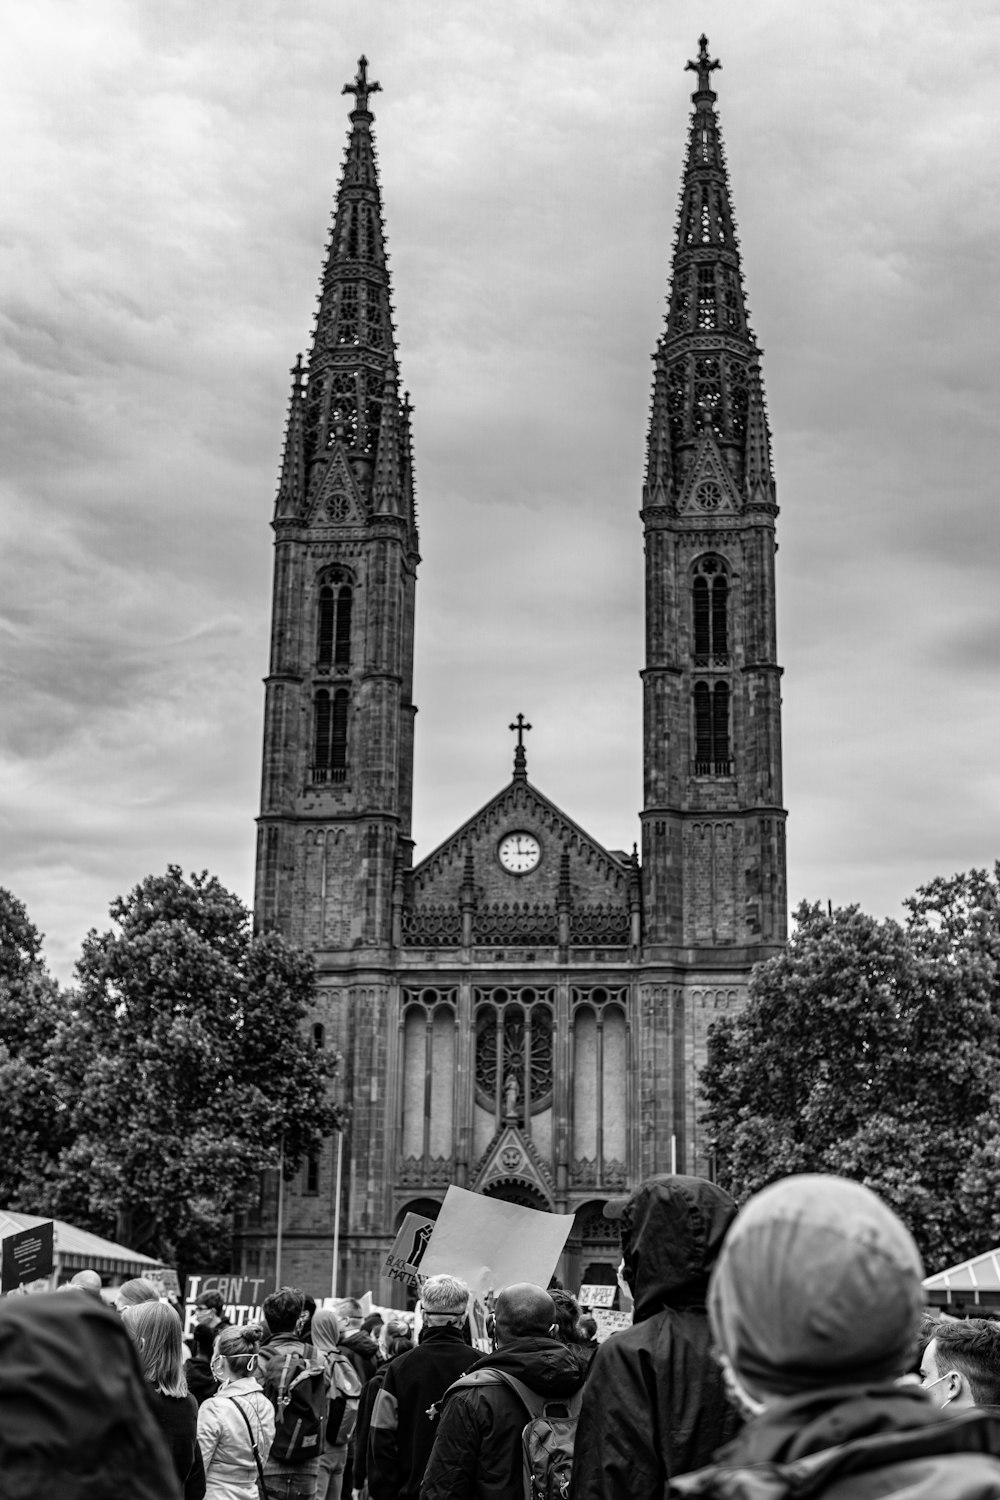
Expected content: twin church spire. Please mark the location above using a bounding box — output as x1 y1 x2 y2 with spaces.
645 36 775 512
275 58 416 539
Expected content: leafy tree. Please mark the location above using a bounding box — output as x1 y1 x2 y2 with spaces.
701 883 1000 1269
0 889 69 1207
39 867 341 1268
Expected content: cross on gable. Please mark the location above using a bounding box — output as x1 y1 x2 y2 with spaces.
509 713 532 779
343 55 381 113
685 35 721 94
509 712 532 749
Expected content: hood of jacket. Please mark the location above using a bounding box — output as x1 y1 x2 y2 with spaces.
344 1327 380 1359
0 1290 179 1500
472 1336 588 1398
670 1396 1000 1500
709 1175 924 1398
619 1174 737 1322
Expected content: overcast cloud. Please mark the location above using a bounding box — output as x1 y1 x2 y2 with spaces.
2 0 999 981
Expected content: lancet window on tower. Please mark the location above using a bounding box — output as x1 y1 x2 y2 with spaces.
318 578 352 669
694 357 723 436
694 681 731 775
693 557 729 665
697 265 717 329
312 688 349 783
329 373 359 448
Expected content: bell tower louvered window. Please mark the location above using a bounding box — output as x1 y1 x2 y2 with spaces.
312 688 349 783
694 681 731 775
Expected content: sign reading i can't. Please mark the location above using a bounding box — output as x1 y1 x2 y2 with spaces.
183 1273 276 1336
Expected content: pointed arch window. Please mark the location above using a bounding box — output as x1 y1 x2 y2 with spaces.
694 681 731 775
312 688 349 783
692 558 729 666
318 583 352 669
697 265 717 330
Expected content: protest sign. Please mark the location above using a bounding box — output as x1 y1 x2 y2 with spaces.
591 1307 633 1342
383 1212 435 1289
1 1220 54 1292
578 1284 615 1307
144 1266 181 1298
183 1273 274 1336
418 1186 575 1301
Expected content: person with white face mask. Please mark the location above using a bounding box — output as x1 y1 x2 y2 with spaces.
197 1325 275 1500
920 1320 1000 1413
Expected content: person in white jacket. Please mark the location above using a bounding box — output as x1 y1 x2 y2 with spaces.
198 1324 276 1500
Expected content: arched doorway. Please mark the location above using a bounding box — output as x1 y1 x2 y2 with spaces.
482 1179 552 1212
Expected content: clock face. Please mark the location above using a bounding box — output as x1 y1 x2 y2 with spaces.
498 832 541 874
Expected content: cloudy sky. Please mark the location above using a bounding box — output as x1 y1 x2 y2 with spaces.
2 0 999 981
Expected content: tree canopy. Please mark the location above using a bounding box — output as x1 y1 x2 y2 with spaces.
0 888 68 1211
701 867 1000 1270
1 868 342 1269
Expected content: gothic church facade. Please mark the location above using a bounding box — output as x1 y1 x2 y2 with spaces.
240 41 787 1300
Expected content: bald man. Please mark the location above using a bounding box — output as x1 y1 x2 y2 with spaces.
421 1283 587 1500
69 1270 103 1296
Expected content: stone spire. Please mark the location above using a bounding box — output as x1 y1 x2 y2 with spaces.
274 57 415 533
644 36 774 505
275 355 307 518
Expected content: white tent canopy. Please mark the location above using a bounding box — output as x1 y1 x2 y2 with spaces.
0 1209 166 1281
923 1247 1000 1297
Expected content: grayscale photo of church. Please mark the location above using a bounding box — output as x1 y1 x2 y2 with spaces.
236 40 787 1302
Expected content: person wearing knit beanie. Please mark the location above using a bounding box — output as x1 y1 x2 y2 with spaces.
671 1175 1000 1500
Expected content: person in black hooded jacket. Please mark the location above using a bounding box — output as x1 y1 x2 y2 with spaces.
570 1175 740 1500
0 1289 180 1500
420 1282 587 1500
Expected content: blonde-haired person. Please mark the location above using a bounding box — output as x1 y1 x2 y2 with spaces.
122 1299 206 1499
197 1324 275 1500
115 1277 162 1311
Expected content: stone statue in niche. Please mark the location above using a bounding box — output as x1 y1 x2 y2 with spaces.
504 1073 519 1119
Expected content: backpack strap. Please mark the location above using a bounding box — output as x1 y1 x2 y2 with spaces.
230 1397 268 1500
445 1369 547 1421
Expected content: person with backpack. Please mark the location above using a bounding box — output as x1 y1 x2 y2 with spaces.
310 1308 362 1500
368 1275 479 1500
420 1282 587 1500
257 1286 328 1500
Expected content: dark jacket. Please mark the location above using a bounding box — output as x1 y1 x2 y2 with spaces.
353 1367 387 1492
341 1327 380 1386
369 1326 480 1500
669 1384 1000 1500
0 1289 180 1500
571 1176 741 1500
420 1335 587 1500
144 1388 206 1500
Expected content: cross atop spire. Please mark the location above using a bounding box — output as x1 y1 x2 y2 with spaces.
509 713 532 778
343 55 381 114
685 35 720 98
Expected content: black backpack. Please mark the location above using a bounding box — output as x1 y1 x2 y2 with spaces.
262 1341 327 1463
446 1368 583 1500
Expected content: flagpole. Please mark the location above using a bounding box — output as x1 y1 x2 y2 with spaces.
331 1127 344 1300
275 1133 285 1287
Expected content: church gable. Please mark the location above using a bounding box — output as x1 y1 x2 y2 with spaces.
471 1123 555 1204
676 429 742 517
402 776 633 949
306 444 367 527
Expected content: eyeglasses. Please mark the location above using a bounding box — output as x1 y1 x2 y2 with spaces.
921 1369 955 1392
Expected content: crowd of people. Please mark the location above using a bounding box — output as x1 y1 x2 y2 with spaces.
4 1172 1000 1498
